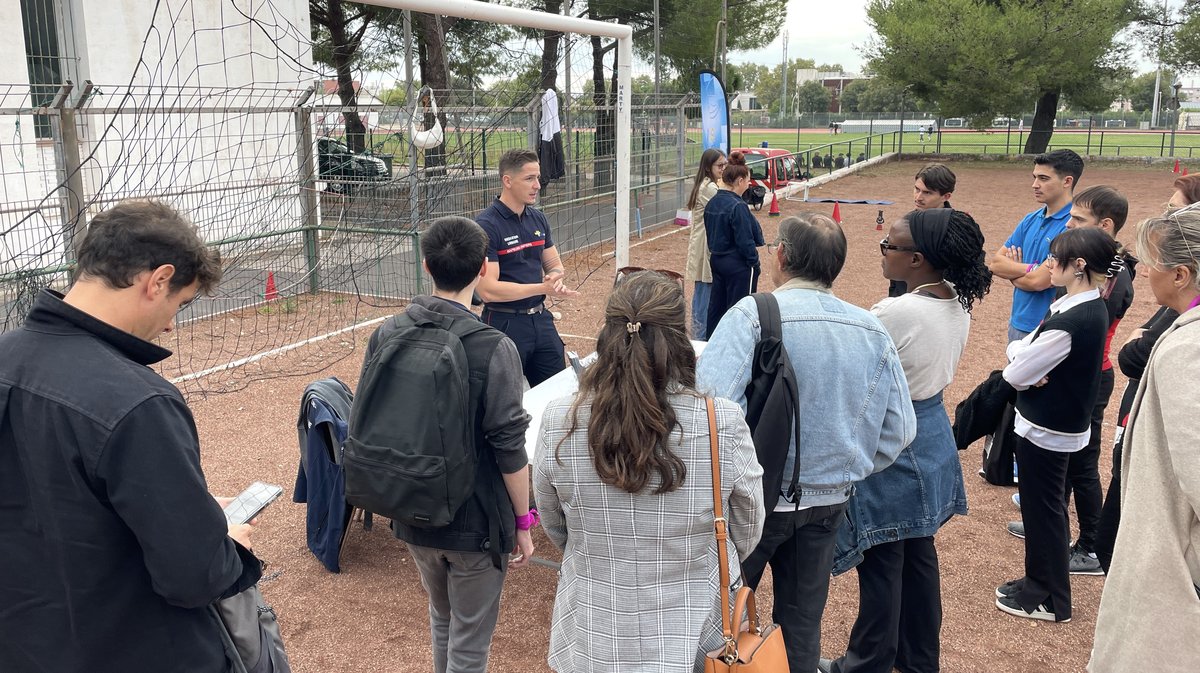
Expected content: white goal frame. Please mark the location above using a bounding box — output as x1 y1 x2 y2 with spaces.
353 0 634 269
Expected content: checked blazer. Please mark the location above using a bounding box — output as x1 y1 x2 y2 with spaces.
533 393 765 673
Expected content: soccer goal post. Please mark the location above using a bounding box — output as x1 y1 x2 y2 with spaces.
353 0 634 270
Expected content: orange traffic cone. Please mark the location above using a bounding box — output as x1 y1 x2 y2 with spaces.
1174 159 1181 173
1185 166 1190 176
832 201 842 224
265 272 278 301
768 191 781 217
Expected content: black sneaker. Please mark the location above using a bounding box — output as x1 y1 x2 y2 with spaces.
817 658 834 673
1069 544 1103 575
995 578 1024 599
1007 520 1025 539
995 594 1070 622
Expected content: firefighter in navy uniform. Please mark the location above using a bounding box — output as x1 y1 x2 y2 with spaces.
476 148 579 387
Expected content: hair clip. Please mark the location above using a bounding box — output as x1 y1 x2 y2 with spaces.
626 321 642 334
1105 253 1126 279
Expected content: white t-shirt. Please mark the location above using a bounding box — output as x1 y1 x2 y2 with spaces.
871 292 971 401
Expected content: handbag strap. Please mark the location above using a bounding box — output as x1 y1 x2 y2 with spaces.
707 397 738 663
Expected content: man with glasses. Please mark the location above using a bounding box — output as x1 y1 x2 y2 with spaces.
698 213 915 673
0 201 263 672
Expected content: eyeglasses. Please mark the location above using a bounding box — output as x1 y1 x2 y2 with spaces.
615 266 685 289
766 240 781 254
879 238 918 256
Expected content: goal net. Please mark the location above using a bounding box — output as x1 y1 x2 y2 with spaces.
0 0 656 398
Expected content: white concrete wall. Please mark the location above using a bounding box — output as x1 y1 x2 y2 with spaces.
1 0 315 275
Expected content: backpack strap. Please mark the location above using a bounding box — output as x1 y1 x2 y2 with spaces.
442 313 509 570
752 293 804 505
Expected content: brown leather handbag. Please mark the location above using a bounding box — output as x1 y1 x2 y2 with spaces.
702 398 787 673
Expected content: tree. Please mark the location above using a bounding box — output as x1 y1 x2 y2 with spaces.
656 0 789 90
840 80 869 112
866 0 1134 153
310 0 401 153
752 58 817 114
795 81 831 114
1126 70 1172 112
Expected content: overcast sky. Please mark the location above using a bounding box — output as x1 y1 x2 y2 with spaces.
728 0 1160 78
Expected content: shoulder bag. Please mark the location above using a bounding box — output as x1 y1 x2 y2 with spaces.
702 397 787 672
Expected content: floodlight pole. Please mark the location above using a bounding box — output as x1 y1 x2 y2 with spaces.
351 0 635 269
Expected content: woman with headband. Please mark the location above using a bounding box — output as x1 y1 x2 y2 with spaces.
823 208 991 673
533 271 764 672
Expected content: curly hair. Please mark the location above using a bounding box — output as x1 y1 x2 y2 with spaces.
902 209 992 313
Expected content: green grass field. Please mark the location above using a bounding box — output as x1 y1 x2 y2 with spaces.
351 126 1200 178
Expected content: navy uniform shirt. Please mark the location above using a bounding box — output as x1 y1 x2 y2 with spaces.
476 197 555 310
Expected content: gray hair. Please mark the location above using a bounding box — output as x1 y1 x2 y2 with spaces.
1137 204 1200 292
777 213 847 287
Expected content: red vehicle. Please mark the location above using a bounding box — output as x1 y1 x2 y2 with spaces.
734 147 804 191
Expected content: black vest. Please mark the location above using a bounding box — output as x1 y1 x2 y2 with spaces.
1016 297 1109 434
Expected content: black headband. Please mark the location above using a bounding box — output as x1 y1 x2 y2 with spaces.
907 208 954 270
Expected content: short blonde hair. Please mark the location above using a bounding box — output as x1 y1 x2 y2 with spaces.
1137 205 1200 292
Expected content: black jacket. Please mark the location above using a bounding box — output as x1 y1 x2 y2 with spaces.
0 291 259 673
361 296 530 556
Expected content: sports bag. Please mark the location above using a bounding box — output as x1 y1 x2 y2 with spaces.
743 293 803 507
344 311 499 527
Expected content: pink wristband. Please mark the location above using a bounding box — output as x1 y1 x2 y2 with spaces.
1025 263 1038 273
516 508 540 531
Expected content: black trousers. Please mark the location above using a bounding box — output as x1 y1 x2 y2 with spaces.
1014 436 1072 620
1064 368 1114 551
1096 374 1138 574
831 536 942 673
481 309 564 388
740 503 847 673
706 253 759 340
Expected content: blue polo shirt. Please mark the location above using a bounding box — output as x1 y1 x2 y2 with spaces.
1005 201 1071 332
476 197 555 310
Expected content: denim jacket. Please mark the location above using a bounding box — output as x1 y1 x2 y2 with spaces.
697 278 917 509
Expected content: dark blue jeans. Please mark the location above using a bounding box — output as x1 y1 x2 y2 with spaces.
740 502 848 673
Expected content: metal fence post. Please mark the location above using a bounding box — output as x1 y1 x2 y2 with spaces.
676 98 687 208
294 87 320 294
49 83 87 264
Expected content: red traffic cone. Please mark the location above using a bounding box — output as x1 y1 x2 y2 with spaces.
831 201 842 224
264 272 278 301
1185 166 1190 176
1174 159 1181 173
768 191 781 217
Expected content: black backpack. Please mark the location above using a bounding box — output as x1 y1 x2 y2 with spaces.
344 311 502 527
744 293 803 507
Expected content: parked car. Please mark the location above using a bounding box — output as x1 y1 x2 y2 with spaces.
317 137 391 193
734 146 804 192
943 117 966 128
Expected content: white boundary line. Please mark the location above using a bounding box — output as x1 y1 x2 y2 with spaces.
169 315 390 384
559 333 598 340
601 224 688 259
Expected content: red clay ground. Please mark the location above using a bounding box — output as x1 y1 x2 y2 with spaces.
189 159 1172 672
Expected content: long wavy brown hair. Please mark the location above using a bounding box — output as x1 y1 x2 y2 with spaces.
558 271 697 494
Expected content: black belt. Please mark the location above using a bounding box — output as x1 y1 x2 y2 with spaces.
483 303 544 315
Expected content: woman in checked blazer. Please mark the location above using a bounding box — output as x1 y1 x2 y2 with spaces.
533 271 765 673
